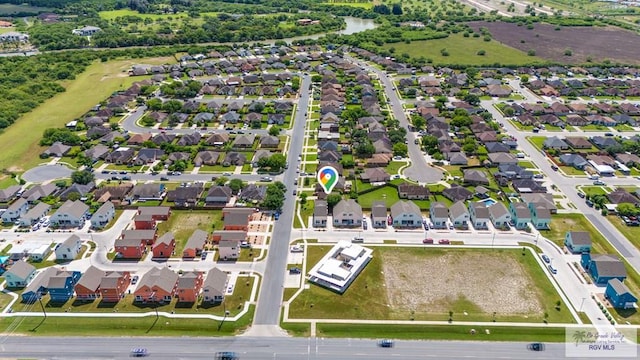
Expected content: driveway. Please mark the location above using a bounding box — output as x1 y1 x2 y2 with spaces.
22 164 73 183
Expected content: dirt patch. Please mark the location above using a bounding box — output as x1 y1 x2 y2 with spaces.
381 251 542 314
469 21 640 64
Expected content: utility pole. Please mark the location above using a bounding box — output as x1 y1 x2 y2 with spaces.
37 295 46 319
218 301 229 331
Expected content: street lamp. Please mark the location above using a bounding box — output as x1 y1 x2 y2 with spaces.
491 232 496 248
535 233 539 247
580 297 586 312
217 300 229 331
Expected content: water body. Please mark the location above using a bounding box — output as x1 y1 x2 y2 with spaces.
281 16 377 43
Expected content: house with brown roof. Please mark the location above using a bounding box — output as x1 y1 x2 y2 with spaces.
138 206 171 221
565 136 592 149
360 167 390 183
443 184 473 202
607 189 640 205
463 169 489 186
398 184 430 200
134 267 179 303
93 184 133 205
99 271 131 302
194 151 221 166
127 133 152 145
211 230 246 244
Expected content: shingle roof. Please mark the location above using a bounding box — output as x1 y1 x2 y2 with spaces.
76 265 105 292
6 260 35 280
137 267 178 293
591 254 627 278
568 231 591 245
391 200 421 217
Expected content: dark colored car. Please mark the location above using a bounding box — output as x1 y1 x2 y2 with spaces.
160 177 169 181
527 343 545 351
551 165 559 171
130 348 149 357
378 340 394 348
215 351 238 360
423 238 434 244
438 239 450 245
289 267 302 274
541 255 550 264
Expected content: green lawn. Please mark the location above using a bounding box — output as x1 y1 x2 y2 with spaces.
579 186 609 196
289 246 574 323
540 214 606 250
517 161 536 169
385 161 406 175
0 57 174 172
156 210 222 257
99 9 190 20
294 200 314 229
606 215 640 255
0 307 254 336
381 33 544 66
357 185 400 209
559 166 585 176
320 1 373 8
527 136 547 150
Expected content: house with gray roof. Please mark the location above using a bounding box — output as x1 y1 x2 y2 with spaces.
313 200 328 228
194 151 220 166
50 200 89 228
509 202 531 229
238 184 267 203
42 142 71 157
449 201 469 229
371 201 387 228
206 186 232 205
429 201 449 229
19 202 50 227
488 202 511 229
2 197 29 223
167 186 203 207
521 193 557 213
391 200 422 228
3 260 37 288
0 185 21 203
528 203 551 229
134 267 179 302
543 136 569 150
55 234 82 260
468 202 490 230
565 231 592 254
463 169 489 186
21 183 57 203
59 182 95 201
91 201 115 229
202 268 227 303
442 184 473 202
183 229 208 258
332 199 362 228
559 153 588 169
232 134 256 148
488 152 518 166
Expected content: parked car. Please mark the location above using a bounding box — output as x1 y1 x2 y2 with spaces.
593 180 606 186
363 222 368 230
586 200 594 207
131 275 139 285
352 236 364 243
378 339 394 348
550 165 559 171
240 241 251 248
548 265 557 274
289 267 302 274
290 245 303 253
438 239 450 245
223 172 232 176
541 255 550 264
423 238 434 244
201 252 207 260
577 192 585 198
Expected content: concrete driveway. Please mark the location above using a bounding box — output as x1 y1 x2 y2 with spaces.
22 164 73 183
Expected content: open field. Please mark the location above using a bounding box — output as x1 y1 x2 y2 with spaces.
0 57 174 172
289 246 574 323
469 21 640 64
321 1 373 9
99 9 191 21
0 307 254 336
0 4 51 15
156 210 222 256
381 33 542 66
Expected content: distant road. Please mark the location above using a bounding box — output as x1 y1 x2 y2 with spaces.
0 336 629 359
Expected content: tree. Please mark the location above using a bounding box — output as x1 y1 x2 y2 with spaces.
71 170 94 185
268 126 281 136
262 181 286 210
215 177 228 186
391 3 403 15
326 193 342 209
392 143 408 157
463 93 480 106
228 178 245 194
299 192 308 205
411 114 426 130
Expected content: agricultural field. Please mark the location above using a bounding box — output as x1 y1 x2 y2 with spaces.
469 21 640 64
289 246 574 323
382 33 542 66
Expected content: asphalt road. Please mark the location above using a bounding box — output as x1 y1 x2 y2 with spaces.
345 55 443 184
252 74 311 327
0 336 628 359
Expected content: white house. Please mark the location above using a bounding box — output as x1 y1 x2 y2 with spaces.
307 241 373 294
468 202 490 230
0 31 29 42
50 200 89 228
488 202 511 229
218 240 238 261
29 243 52 262
3 260 37 287
90 201 115 229
19 202 50 227
1 197 29 223
55 234 82 260
72 26 101 36
429 201 448 229
449 200 469 228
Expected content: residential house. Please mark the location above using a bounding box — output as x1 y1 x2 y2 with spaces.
183 229 208 258
487 152 517 166
205 133 230 146
397 184 430 200
391 200 422 228
167 186 203 207
99 271 131 302
104 148 135 164
565 137 592 149
194 151 221 166
202 268 228 303
0 31 29 42
59 182 95 201
360 167 390 183
528 203 551 229
488 202 510 229
468 202 490 230
260 135 280 148
442 184 473 202
176 271 204 303
32 268 80 303
55 234 82 260
93 184 133 205
222 207 254 231
114 236 147 259
332 199 363 228
509 202 531 230
565 231 592 254
50 200 89 228
72 25 101 36
313 200 328 228
581 253 627 286
449 201 469 229
371 201 387 228
521 193 557 214
211 230 246 244
21 183 57 203
218 240 239 261
543 136 569 150
607 189 640 206
605 279 638 309
90 201 115 229
463 169 490 186
128 183 165 202
0 185 21 203
205 185 233 206
138 207 171 221
3 260 36 287
74 266 106 300
152 232 176 258
223 152 246 166
429 201 449 229
1 198 29 223
238 184 267 203
232 134 256 148
42 142 71 157
133 148 165 165
126 133 152 146
134 267 179 303
122 229 157 246
559 153 588 169
19 202 50 227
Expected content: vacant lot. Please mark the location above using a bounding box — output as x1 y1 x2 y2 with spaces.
156 210 222 256
0 57 174 172
290 246 573 322
382 33 541 66
381 250 541 314
469 21 640 64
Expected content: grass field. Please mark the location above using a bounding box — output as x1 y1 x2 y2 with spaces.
321 1 373 9
0 57 174 172
289 246 574 323
0 307 254 336
99 9 190 21
381 33 543 66
0 4 51 14
156 210 222 256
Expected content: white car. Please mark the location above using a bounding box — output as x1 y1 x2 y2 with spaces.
290 245 304 253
